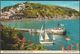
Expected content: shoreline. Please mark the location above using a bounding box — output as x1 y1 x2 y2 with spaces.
0 18 79 22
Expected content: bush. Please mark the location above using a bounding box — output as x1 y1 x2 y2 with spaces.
0 26 46 50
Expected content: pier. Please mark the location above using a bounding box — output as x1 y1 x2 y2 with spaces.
15 28 44 33
15 28 65 35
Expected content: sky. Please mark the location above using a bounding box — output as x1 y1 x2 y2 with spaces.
1 1 79 11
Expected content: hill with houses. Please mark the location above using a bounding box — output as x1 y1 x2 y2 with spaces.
0 2 80 20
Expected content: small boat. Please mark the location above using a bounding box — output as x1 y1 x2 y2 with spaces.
50 28 66 35
52 23 65 35
46 23 66 35
40 32 53 44
39 25 54 44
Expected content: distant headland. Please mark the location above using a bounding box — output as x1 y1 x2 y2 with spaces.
0 2 80 21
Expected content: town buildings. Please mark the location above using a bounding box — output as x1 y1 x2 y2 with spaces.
0 3 25 20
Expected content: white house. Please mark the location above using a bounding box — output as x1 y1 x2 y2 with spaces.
17 3 25 11
9 7 16 14
0 11 12 19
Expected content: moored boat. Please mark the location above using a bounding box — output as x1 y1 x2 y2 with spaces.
39 32 54 44
46 28 66 35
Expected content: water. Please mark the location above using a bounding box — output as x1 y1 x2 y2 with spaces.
1 19 79 50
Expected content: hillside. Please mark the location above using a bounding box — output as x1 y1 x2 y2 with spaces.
1 2 80 20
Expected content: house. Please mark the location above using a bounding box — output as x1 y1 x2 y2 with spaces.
0 11 13 20
9 7 16 14
17 3 25 11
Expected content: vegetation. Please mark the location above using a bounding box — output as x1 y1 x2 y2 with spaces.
22 2 79 18
0 26 46 50
2 2 80 19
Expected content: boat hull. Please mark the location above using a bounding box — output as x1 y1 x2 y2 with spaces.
40 41 54 44
46 28 66 35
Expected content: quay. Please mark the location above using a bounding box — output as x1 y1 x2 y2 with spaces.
15 28 65 35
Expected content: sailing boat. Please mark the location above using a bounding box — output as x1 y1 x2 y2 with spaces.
39 25 54 44
40 32 53 44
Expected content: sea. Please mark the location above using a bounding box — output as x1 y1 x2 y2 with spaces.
1 19 80 50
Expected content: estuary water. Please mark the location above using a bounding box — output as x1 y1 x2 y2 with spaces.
1 19 79 50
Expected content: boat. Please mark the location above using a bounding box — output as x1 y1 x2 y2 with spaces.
51 28 65 35
39 25 54 44
45 23 66 35
45 27 66 35
40 32 53 44
51 23 65 35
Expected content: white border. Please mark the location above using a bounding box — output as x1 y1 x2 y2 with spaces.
1 50 80 53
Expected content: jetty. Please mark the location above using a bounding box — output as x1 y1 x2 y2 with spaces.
15 28 65 35
15 28 44 33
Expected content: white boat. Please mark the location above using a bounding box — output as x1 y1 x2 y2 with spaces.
50 28 65 35
50 23 65 35
40 32 53 44
45 23 66 35
39 25 54 44
40 41 53 44
51 28 64 33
